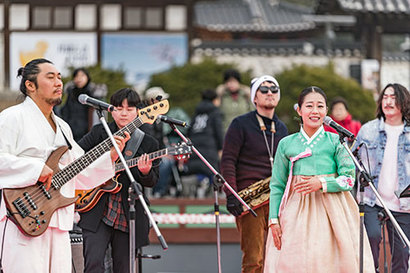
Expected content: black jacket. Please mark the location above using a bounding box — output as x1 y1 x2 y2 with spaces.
77 121 159 248
59 82 94 141
187 100 224 176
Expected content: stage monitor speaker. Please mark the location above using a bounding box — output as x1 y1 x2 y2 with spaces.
71 232 84 273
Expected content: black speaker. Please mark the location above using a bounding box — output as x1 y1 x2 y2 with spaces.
70 230 113 273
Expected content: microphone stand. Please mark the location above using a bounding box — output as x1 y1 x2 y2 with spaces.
167 123 257 273
337 134 410 273
95 109 168 273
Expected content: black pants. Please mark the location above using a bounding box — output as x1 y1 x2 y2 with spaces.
82 222 130 273
364 205 410 273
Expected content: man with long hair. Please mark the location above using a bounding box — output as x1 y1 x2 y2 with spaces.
354 83 410 273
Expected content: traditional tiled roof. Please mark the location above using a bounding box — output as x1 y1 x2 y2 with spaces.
383 51 410 61
193 40 410 61
192 40 364 57
194 0 316 32
317 0 410 14
339 0 410 14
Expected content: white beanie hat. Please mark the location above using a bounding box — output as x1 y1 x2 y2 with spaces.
250 75 280 107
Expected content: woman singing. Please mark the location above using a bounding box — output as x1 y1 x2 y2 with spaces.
264 86 374 272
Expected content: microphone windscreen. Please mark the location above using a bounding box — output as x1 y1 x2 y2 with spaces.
323 116 333 126
78 94 88 104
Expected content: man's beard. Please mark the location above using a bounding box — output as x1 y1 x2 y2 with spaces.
262 102 276 110
46 97 62 106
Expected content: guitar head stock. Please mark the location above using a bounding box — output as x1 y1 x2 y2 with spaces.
138 100 169 124
168 142 192 160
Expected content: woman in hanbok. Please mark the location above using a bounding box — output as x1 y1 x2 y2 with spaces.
264 86 374 273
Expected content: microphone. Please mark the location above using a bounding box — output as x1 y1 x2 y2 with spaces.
78 94 115 112
352 143 364 157
323 116 355 140
158 115 187 127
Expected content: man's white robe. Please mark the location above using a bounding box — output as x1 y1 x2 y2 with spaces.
0 97 115 272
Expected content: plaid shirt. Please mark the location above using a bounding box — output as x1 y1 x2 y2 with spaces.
102 192 128 232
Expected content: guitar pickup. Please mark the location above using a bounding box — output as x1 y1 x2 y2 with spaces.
12 198 30 218
39 184 52 199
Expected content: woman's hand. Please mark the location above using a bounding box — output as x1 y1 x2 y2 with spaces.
110 131 131 162
294 176 322 195
270 224 282 250
137 153 152 175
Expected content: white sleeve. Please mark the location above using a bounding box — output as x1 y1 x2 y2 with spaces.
0 110 45 189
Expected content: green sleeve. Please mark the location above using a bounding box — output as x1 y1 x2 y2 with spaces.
269 141 290 221
323 141 356 193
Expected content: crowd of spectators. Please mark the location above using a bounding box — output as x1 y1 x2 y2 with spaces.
57 68 363 199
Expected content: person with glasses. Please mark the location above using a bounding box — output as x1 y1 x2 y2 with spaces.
221 75 288 273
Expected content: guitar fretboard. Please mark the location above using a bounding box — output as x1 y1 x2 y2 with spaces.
114 148 168 173
51 117 144 189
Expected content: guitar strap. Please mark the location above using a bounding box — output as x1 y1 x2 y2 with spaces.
123 128 145 160
58 123 73 150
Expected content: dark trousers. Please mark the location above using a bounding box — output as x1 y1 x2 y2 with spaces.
364 205 410 273
82 222 130 273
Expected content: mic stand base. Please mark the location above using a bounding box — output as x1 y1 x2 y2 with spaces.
339 136 410 273
95 109 167 273
168 123 256 273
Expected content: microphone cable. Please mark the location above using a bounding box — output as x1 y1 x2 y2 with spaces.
0 217 10 273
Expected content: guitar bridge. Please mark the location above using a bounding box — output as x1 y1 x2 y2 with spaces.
12 197 30 218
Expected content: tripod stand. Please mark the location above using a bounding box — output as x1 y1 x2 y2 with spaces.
167 123 256 273
95 109 168 273
339 136 410 273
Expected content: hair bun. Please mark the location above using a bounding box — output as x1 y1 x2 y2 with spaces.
17 67 24 77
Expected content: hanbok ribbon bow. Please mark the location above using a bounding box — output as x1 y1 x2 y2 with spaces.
278 148 312 217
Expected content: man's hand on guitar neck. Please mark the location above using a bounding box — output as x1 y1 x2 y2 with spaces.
138 153 153 176
39 165 53 191
110 132 131 162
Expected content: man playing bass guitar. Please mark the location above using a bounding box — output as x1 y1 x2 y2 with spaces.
77 88 160 273
0 59 130 273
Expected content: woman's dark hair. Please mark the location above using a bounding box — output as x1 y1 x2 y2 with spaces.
377 83 410 123
72 68 91 86
201 89 217 101
110 88 141 107
297 86 328 108
17 58 53 96
296 86 327 125
330 96 348 111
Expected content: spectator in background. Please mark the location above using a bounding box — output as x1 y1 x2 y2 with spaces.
216 69 252 132
144 87 189 197
143 87 170 149
186 89 224 198
58 68 107 141
324 97 361 137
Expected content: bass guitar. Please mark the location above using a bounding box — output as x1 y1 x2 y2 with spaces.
75 142 192 212
3 100 169 237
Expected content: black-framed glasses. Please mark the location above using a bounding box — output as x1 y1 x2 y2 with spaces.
259 85 279 94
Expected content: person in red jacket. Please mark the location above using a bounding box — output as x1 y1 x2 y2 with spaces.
324 97 361 137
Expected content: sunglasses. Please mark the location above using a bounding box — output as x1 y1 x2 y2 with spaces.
259 85 279 94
